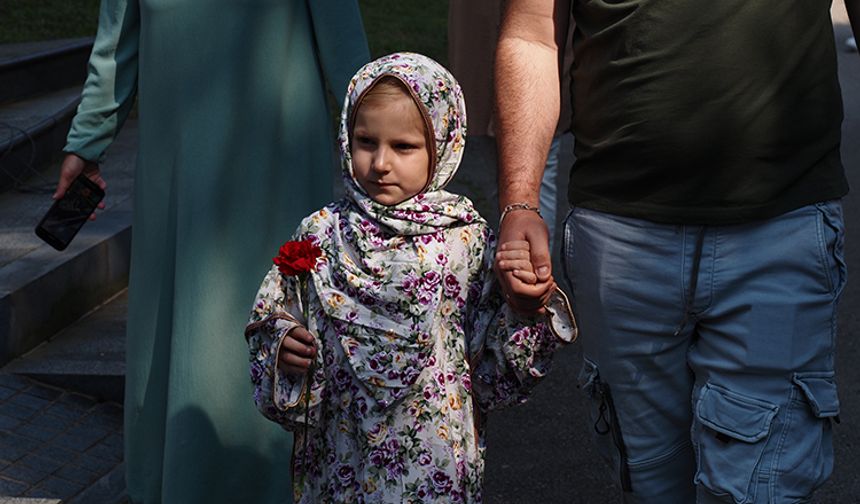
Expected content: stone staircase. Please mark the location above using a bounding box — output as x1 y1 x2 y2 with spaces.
0 38 135 402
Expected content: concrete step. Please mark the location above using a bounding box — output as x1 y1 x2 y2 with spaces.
1 290 127 403
0 86 83 193
0 119 137 367
0 37 92 104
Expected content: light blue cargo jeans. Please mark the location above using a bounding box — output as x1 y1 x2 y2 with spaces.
562 201 846 503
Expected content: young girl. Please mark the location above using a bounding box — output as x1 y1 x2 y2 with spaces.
245 52 575 503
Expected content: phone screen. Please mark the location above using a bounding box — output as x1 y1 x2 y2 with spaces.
35 175 105 251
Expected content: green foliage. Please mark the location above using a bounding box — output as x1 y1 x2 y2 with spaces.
1 1 449 64
358 0 449 65
0 0 101 43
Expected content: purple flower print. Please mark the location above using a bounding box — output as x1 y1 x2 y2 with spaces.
417 484 429 499
418 452 432 466
334 368 351 389
431 469 453 494
336 464 356 486
443 274 460 298
249 361 264 383
401 273 419 293
353 397 368 416
462 372 472 391
436 253 448 267
423 271 442 288
358 218 376 234
417 290 434 306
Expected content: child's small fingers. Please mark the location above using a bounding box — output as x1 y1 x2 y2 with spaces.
498 240 531 251
497 259 534 273
279 352 312 370
511 269 538 284
496 249 531 262
281 336 316 358
289 326 316 345
538 282 558 306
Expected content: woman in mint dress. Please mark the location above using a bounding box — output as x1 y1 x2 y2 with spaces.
59 0 369 501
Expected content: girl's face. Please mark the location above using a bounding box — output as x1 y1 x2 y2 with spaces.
351 88 431 206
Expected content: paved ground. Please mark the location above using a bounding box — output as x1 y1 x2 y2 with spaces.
0 374 123 503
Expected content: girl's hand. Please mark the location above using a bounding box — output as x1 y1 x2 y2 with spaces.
278 326 317 375
495 240 538 284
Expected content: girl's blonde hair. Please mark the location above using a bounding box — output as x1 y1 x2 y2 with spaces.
352 76 434 165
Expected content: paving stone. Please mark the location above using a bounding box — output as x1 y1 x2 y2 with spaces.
24 486 63 499
8 393 52 412
75 453 116 475
0 432 42 463
17 454 63 474
0 413 22 431
0 475 28 496
33 476 85 500
15 423 61 443
27 413 75 432
43 403 86 421
0 376 31 391
85 442 121 462
35 444 79 465
54 464 99 485
57 394 96 412
0 386 16 400
0 403 38 421
1 463 51 485
100 433 122 451
53 428 104 452
86 403 123 431
23 385 63 401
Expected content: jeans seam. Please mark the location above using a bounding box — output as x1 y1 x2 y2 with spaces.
769 386 796 503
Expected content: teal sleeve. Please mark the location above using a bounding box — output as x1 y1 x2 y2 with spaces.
64 0 140 163
307 0 370 101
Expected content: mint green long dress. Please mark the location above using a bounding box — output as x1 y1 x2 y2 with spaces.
63 1 368 502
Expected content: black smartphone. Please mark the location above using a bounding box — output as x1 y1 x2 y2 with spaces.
35 174 105 251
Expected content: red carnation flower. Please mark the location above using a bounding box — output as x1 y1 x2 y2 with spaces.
273 239 322 276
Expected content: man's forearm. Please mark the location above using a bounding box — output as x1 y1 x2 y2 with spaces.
494 1 562 210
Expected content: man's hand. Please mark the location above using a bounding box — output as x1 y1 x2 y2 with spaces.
278 326 317 375
494 210 554 315
54 154 106 220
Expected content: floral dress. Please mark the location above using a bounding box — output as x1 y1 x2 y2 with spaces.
244 53 576 503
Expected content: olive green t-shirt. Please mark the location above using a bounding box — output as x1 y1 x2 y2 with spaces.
568 0 849 224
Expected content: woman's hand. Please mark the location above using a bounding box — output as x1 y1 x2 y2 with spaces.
278 326 317 375
54 154 107 220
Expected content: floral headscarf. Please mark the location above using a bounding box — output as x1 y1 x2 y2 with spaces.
306 53 485 406
339 52 480 233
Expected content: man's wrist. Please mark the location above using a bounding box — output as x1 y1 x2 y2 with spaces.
500 202 542 225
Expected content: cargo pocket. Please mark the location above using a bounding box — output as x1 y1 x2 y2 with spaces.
815 200 848 299
578 358 632 492
693 383 778 504
774 372 840 501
